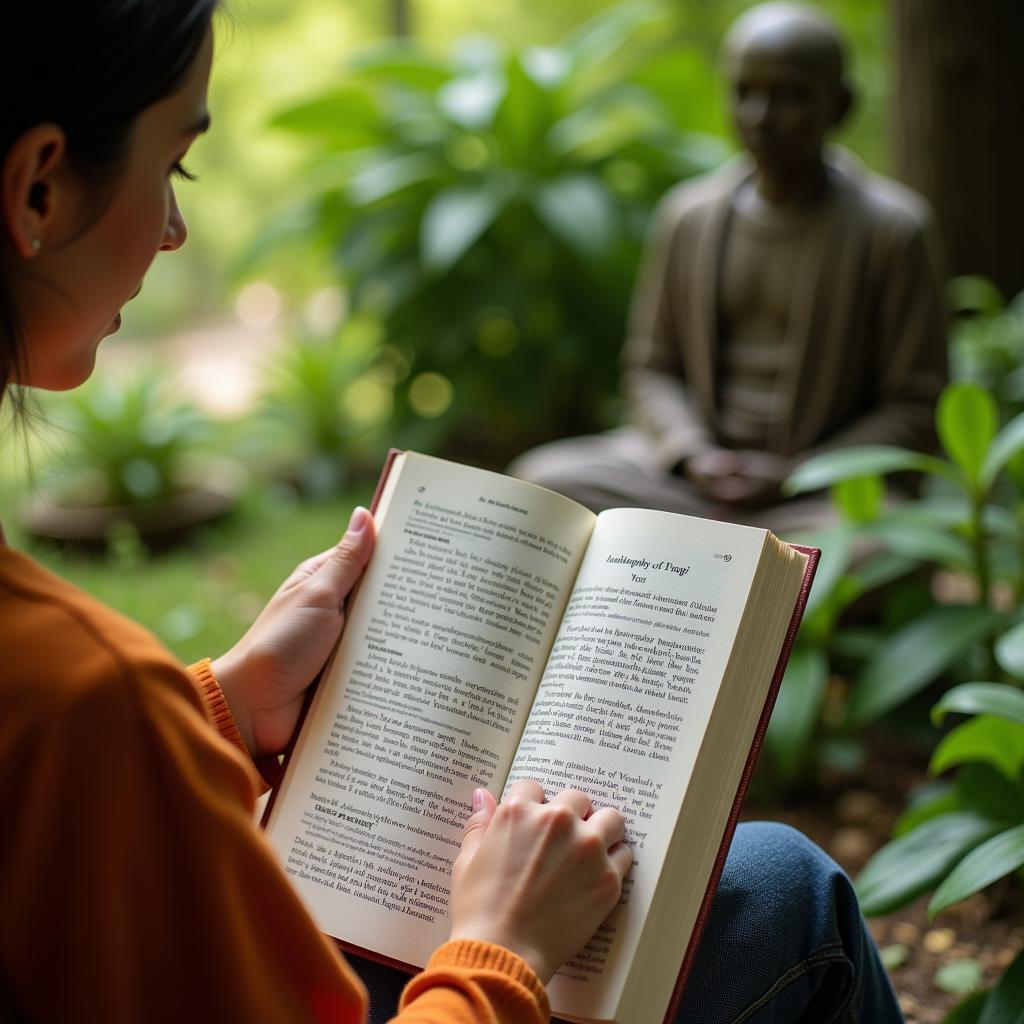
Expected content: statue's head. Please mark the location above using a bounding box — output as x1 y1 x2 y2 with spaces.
723 2 852 177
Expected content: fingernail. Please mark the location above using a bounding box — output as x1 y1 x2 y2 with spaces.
472 788 484 812
347 506 369 535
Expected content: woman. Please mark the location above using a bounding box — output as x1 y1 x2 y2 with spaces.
0 3 903 1022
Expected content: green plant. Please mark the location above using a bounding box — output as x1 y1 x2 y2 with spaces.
255 315 394 494
256 2 729 464
785 381 1024 730
45 368 209 507
950 276 1024 420
855 683 1024 1022
763 532 919 786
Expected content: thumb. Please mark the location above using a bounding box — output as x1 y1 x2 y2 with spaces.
458 788 498 864
311 506 376 606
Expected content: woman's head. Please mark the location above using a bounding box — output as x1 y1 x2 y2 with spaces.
0 1 219 406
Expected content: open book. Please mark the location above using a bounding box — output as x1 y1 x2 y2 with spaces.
264 451 817 1024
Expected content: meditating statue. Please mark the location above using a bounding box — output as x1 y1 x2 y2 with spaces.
510 1 948 535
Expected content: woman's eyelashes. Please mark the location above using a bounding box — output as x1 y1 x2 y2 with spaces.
171 161 198 182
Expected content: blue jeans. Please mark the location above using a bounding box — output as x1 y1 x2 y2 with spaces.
349 822 904 1023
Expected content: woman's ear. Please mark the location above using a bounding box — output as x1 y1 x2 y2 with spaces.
1 124 68 259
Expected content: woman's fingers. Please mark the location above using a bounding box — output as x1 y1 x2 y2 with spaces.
307 506 375 608
505 778 547 804
608 840 635 878
448 783 633 983
549 788 593 819
506 785 627 855
456 788 499 866
587 806 627 850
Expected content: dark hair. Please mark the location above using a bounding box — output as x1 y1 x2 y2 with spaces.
0 0 220 414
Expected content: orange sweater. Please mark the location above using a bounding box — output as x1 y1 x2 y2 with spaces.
0 543 549 1023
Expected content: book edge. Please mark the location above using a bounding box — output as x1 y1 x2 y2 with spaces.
659 543 820 1024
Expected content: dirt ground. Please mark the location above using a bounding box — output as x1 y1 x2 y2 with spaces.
743 738 1024 1022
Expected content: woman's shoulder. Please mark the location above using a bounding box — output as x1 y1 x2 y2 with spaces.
0 544 200 720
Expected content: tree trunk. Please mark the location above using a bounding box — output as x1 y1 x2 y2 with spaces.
891 0 1024 299
390 0 411 38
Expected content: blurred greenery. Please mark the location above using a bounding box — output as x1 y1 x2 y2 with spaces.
128 0 889 403
254 4 739 464
12 10 1024 1003
7 0 902 744
2 0 901 727
251 315 391 492
40 369 210 506
950 277 1024 421
0 459 370 663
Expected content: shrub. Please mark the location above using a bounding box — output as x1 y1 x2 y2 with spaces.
255 3 729 466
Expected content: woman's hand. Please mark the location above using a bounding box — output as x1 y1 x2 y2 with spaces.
212 506 376 756
449 780 633 984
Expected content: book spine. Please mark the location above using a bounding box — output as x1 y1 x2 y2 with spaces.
661 545 820 1024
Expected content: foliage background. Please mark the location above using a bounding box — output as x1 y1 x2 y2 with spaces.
134 0 889 346
6 3 1024 1015
0 0 892 702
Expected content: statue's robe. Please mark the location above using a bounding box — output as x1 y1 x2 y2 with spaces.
510 150 948 536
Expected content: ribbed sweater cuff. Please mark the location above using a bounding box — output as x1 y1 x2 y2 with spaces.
188 658 250 757
421 940 549 1014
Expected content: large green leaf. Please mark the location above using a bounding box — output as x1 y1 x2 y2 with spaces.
848 606 1003 727
956 763 1024 824
930 716 1024 781
533 175 614 257
549 90 665 161
829 625 887 662
929 823 1024 916
420 186 503 273
522 46 572 89
831 474 884 523
981 411 1024 489
563 2 669 71
764 647 829 780
946 991 989 1024
855 812 1002 916
938 383 998 486
995 623 1024 680
893 782 957 836
784 446 955 496
847 551 920 593
347 44 453 91
270 87 381 148
348 152 440 207
872 520 974 573
437 73 505 130
949 275 1006 315
934 683 1024 727
885 497 1017 540
979 946 1024 1024
493 56 551 165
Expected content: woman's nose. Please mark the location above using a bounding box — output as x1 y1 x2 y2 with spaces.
162 190 188 252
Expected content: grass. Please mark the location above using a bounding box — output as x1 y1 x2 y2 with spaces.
1 470 374 665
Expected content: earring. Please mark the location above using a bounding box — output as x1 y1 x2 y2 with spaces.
31 238 42 253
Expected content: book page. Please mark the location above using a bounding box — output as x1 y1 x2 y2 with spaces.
265 453 595 967
504 509 771 1021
